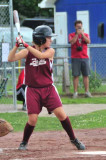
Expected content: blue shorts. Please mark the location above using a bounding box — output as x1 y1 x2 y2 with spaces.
71 58 90 76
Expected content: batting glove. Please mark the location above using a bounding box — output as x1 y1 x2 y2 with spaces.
16 36 29 48
23 41 29 48
16 35 23 47
20 38 29 48
15 42 19 47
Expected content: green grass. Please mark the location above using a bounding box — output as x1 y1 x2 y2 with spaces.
61 97 106 104
0 110 106 132
0 97 13 104
1 96 106 104
1 84 106 104
56 84 106 95
95 84 106 92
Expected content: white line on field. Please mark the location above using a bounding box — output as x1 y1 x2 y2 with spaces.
76 151 106 155
0 148 17 153
0 148 3 153
8 152 106 160
1 148 106 159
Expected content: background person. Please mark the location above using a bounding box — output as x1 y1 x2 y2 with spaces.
69 20 92 98
8 25 85 151
16 69 26 111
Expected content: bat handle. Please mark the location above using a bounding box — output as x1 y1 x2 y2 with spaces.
19 43 23 47
18 33 23 47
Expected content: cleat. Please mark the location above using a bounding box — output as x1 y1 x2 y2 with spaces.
71 138 85 150
18 141 28 150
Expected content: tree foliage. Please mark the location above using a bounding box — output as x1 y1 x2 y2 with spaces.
13 0 53 19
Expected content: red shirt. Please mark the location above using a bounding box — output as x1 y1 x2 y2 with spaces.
69 32 90 58
16 69 25 89
25 48 53 88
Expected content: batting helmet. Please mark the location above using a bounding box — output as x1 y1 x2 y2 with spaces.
33 25 56 46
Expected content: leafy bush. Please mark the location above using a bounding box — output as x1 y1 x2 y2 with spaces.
70 70 102 92
89 70 102 91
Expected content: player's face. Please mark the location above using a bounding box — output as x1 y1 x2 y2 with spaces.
44 37 52 47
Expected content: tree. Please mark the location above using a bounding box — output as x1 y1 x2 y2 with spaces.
13 0 53 19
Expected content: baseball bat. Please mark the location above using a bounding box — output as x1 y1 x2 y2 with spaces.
13 10 23 46
13 10 21 35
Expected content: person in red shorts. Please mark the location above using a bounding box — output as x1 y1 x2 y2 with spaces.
8 25 85 150
69 20 92 98
16 69 26 111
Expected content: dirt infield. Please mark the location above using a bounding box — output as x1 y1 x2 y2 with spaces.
0 104 106 159
0 128 106 160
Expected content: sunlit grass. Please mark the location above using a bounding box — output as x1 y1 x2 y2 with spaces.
1 84 106 104
56 84 106 95
0 110 105 132
61 97 106 104
1 95 106 104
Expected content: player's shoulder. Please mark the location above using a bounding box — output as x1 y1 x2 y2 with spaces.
50 47 55 52
46 47 55 53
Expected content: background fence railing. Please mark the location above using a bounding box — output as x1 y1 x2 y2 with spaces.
1 44 106 105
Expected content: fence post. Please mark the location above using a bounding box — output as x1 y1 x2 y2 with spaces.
62 58 70 94
9 0 17 110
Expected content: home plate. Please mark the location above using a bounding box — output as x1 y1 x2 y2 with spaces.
76 151 106 155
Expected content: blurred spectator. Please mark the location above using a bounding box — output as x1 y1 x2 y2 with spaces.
16 69 26 110
69 20 92 98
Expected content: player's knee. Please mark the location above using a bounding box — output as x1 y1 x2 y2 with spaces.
28 114 38 126
58 113 67 121
53 107 67 121
28 119 37 126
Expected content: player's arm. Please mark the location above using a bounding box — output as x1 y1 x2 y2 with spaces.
26 46 55 60
8 46 28 62
16 37 55 59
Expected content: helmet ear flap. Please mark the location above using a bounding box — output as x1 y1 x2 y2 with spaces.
33 34 46 45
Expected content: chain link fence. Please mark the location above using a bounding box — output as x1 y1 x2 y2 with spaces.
53 44 106 78
89 44 106 81
0 0 17 109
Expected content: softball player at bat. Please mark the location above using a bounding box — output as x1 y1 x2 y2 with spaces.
8 25 85 150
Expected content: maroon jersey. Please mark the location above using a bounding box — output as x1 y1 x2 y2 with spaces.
25 48 53 88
